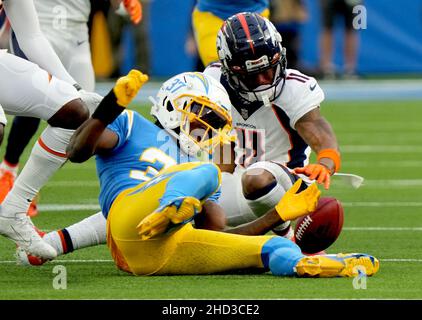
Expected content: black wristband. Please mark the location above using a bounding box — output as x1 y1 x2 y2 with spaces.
91 88 126 125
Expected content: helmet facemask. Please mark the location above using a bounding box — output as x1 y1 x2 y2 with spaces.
226 49 286 106
170 94 234 157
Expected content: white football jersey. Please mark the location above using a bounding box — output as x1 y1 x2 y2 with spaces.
34 0 91 28
204 64 325 169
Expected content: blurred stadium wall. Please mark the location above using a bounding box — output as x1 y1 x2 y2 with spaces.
148 0 422 77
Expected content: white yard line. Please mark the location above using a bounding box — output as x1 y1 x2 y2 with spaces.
342 202 422 207
37 202 422 212
343 227 422 231
341 145 422 153
1 258 421 264
38 204 101 211
363 180 422 187
45 181 99 187
0 259 113 264
343 160 422 167
42 179 422 188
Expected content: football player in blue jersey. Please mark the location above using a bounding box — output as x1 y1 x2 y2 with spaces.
23 69 378 277
192 0 270 67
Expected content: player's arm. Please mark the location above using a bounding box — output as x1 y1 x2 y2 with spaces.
194 200 227 231
225 179 320 235
3 0 77 85
213 141 236 173
294 108 341 189
67 70 148 163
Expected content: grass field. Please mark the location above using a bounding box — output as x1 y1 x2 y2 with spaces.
0 100 421 300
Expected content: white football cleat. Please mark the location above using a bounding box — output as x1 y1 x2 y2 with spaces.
16 246 48 266
0 215 57 260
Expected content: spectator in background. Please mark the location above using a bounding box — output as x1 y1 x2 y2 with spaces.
192 0 270 68
319 0 362 79
108 0 150 77
269 0 308 70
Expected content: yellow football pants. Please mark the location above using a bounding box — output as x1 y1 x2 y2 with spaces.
192 8 270 67
107 162 273 275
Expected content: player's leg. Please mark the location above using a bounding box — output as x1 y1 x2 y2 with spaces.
17 211 107 265
60 32 95 92
192 9 224 67
137 162 222 239
219 161 301 237
0 52 89 258
105 161 285 275
0 116 40 200
110 161 379 277
218 167 258 226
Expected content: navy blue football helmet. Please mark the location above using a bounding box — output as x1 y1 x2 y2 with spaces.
217 12 287 105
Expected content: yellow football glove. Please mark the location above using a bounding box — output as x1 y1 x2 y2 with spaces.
137 197 202 240
275 179 321 221
113 70 149 107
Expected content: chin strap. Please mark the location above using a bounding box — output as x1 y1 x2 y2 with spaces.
262 95 271 107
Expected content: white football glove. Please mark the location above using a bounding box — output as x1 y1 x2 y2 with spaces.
78 90 104 115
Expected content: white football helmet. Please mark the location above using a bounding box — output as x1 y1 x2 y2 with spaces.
151 72 234 157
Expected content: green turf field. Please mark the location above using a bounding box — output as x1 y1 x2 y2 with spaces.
0 100 421 300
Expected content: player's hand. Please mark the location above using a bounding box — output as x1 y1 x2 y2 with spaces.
275 179 320 221
113 70 149 107
123 0 142 24
294 164 332 190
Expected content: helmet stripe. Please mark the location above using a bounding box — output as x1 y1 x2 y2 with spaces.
236 13 255 54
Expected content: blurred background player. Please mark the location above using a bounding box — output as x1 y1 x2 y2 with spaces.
269 0 308 70
192 0 270 68
0 0 105 258
27 69 378 278
204 12 341 237
0 0 142 217
319 0 362 79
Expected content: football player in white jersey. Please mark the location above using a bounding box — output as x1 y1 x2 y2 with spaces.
0 0 142 216
0 0 106 259
203 12 341 235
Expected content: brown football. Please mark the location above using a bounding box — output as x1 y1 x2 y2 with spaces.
294 197 344 254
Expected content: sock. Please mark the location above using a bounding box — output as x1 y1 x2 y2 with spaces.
0 160 19 177
1 126 73 218
246 181 286 217
44 212 107 256
261 237 304 276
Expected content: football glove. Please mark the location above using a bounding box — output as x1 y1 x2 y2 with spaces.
294 163 332 190
275 179 320 221
123 0 143 24
113 69 149 107
137 197 202 240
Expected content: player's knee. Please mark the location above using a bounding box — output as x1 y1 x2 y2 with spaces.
241 168 276 200
197 163 221 192
48 98 89 129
